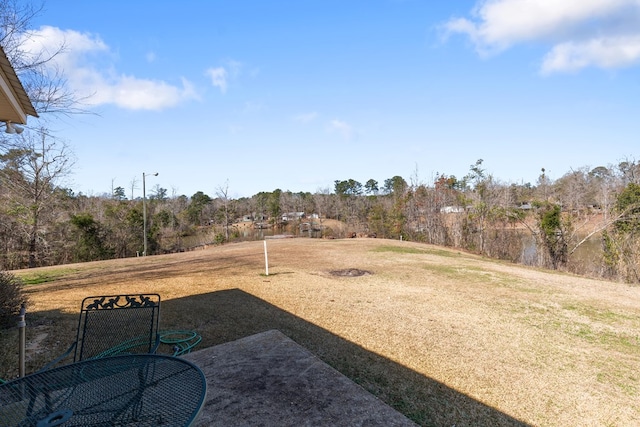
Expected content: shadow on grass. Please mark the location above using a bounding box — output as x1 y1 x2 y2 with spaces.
161 289 531 427
4 288 531 426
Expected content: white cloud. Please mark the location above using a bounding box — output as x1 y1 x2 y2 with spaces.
442 0 640 73
205 60 243 93
327 119 354 140
20 25 109 66
21 26 198 110
96 76 196 110
205 67 228 93
294 112 318 123
541 35 640 74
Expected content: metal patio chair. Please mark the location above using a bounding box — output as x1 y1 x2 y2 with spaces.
40 294 161 370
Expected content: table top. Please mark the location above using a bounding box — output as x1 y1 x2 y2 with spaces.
0 354 207 427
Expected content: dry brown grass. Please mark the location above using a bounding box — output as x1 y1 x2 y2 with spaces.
2 238 640 426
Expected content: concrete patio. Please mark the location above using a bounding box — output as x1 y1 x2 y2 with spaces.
182 329 417 426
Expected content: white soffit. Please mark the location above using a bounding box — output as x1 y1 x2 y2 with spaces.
0 45 38 124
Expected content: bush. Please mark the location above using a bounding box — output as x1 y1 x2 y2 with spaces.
213 233 226 245
0 271 28 329
323 227 334 238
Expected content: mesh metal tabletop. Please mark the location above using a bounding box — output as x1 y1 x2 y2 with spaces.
0 354 207 426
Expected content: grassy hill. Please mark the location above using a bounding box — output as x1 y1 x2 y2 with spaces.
3 238 640 426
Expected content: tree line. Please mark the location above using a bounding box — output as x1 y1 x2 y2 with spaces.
2 144 640 284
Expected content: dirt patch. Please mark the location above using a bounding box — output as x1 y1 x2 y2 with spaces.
329 268 373 277
25 329 48 355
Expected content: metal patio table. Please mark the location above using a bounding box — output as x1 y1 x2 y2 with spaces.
0 354 207 426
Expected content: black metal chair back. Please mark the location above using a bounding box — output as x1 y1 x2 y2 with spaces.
74 294 161 361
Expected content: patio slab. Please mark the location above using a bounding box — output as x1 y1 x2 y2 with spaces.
182 329 417 426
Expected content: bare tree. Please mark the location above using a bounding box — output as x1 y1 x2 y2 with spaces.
129 176 139 200
216 180 233 241
618 157 640 185
0 0 85 118
0 129 74 267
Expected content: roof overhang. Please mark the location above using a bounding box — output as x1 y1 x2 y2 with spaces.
0 45 38 125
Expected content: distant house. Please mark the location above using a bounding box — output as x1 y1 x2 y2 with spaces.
241 213 268 222
440 206 465 214
281 212 305 221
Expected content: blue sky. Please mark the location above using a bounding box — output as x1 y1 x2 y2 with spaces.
25 0 640 198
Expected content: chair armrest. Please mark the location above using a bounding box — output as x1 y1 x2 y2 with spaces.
92 334 161 359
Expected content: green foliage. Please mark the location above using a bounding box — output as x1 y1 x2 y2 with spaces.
600 230 621 281
254 192 270 217
601 230 619 263
540 204 562 239
389 199 406 238
70 213 113 262
230 226 241 240
150 187 168 200
614 183 640 234
604 183 640 282
100 202 144 258
18 269 76 285
186 191 212 226
112 186 126 200
334 179 363 197
155 210 174 228
367 204 389 238
537 203 570 269
383 176 407 196
268 190 282 223
463 159 486 194
364 179 379 195
0 271 28 329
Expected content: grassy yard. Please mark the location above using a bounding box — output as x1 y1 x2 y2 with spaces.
2 238 639 426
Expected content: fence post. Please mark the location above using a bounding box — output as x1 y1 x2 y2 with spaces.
18 304 26 377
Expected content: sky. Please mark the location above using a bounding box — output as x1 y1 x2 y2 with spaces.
23 0 640 199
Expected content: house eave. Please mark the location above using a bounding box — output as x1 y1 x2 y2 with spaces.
0 45 39 124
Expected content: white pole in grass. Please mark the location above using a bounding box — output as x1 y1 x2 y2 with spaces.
264 240 269 276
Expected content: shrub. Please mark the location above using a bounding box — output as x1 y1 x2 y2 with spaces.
323 227 334 238
0 271 28 329
213 233 226 245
